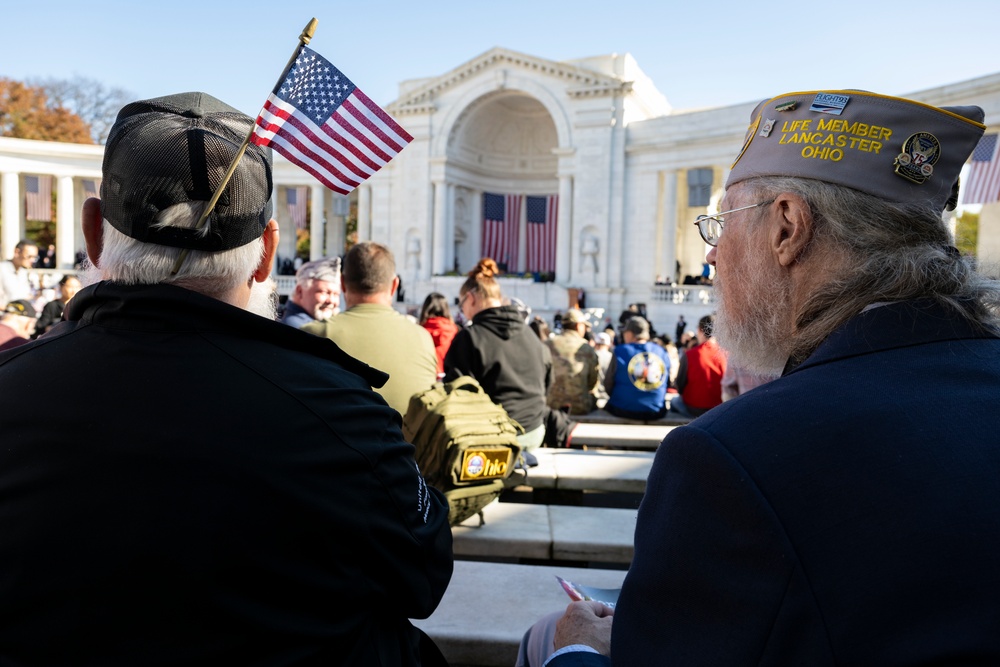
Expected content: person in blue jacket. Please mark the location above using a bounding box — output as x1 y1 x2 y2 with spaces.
522 89 1000 665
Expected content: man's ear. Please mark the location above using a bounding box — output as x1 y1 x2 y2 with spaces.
252 219 280 283
770 193 814 267
81 197 104 267
390 275 400 296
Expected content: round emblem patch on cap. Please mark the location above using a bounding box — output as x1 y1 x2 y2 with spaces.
894 132 941 184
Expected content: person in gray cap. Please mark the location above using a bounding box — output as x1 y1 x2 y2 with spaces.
280 256 341 328
0 92 451 666
521 90 1000 665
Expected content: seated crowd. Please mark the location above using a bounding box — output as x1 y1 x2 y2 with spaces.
4 82 999 667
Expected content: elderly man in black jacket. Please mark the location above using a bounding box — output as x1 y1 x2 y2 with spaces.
0 92 452 666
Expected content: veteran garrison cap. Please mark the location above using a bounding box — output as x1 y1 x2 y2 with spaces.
3 299 37 319
295 257 342 285
100 92 274 251
726 90 986 212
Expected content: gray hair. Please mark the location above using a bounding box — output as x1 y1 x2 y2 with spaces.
96 201 265 300
742 176 1000 362
295 257 341 287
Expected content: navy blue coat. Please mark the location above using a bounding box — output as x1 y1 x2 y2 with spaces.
554 299 1000 666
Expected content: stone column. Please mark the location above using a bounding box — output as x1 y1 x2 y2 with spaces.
326 194 348 258
555 174 573 284
431 179 447 276
309 184 324 260
56 176 75 269
357 185 371 243
1 172 20 259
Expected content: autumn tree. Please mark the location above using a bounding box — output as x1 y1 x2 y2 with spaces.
0 78 93 143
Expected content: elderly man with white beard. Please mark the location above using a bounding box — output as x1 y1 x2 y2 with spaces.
520 90 1000 666
0 92 452 666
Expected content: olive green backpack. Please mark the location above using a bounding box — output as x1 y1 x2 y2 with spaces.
403 376 525 526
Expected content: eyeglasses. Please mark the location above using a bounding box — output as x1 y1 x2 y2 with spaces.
694 199 774 247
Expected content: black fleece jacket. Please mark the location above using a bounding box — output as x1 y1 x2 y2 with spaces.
443 305 551 432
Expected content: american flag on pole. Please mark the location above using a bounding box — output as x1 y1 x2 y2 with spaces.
251 45 413 195
25 175 52 222
962 134 1000 205
286 186 308 229
525 194 558 274
482 193 521 273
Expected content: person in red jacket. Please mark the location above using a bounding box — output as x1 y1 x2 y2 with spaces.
419 292 459 378
670 313 726 418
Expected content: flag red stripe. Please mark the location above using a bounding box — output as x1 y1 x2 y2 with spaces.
259 101 370 181
259 97 382 179
329 109 395 164
254 105 363 192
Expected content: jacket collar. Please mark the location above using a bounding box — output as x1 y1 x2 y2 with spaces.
785 299 997 376
62 281 388 388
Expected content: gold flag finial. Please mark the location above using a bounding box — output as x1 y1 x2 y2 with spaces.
300 18 318 44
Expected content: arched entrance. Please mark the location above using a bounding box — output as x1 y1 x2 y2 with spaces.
444 91 558 276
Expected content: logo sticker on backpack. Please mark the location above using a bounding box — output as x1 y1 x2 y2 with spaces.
460 448 513 481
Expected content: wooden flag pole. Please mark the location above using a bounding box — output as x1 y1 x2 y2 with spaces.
170 17 319 276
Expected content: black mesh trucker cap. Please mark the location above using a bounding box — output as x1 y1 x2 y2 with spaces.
100 92 273 251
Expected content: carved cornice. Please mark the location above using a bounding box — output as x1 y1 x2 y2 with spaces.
388 47 628 111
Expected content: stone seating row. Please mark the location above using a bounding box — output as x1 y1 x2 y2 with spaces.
522 448 654 496
571 406 690 426
452 500 637 565
567 421 675 450
412 560 627 667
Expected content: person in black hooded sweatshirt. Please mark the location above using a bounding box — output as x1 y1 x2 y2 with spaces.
444 258 551 452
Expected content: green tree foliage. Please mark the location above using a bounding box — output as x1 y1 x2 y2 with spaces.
955 210 979 258
0 78 93 143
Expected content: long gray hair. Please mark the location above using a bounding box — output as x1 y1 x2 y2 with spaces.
741 176 1000 363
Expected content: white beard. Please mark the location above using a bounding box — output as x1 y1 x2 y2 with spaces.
245 277 278 320
713 247 793 376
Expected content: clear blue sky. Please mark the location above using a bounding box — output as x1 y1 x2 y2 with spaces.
2 0 997 117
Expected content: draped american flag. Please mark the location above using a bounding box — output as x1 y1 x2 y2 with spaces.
962 134 1000 205
251 45 413 195
482 193 521 272
25 175 52 222
286 186 308 229
525 194 558 274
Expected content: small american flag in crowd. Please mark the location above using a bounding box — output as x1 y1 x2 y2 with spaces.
962 134 1000 205
286 186 308 229
525 195 558 274
482 193 521 273
25 175 52 222
251 45 413 194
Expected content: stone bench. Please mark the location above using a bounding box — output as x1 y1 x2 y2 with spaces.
569 421 675 450
522 448 654 495
412 560 627 667
571 406 690 426
452 501 637 565
517 448 654 507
